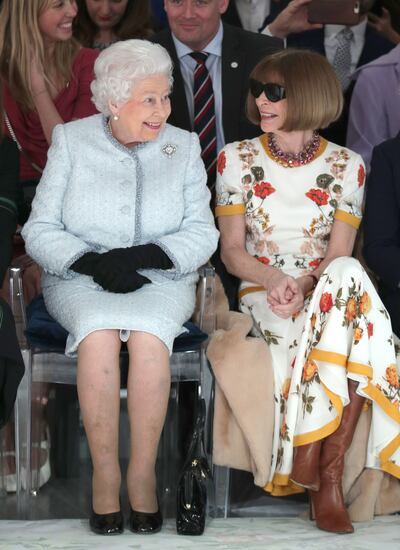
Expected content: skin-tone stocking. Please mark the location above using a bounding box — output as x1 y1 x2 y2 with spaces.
126 332 170 513
77 330 121 514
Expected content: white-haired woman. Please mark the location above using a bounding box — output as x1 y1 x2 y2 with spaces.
22 39 219 536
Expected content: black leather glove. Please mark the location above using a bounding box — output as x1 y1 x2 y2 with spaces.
70 252 101 276
94 268 151 294
97 243 173 273
92 243 172 290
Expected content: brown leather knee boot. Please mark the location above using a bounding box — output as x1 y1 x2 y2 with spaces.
290 440 322 491
310 380 365 534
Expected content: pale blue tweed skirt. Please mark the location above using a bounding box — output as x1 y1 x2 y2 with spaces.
42 273 196 357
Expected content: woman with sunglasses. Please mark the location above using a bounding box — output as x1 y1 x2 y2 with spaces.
215 49 400 534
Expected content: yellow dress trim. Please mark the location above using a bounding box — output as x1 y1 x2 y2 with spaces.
215 203 246 217
309 348 347 367
308 349 373 379
294 349 400 478
259 134 328 165
363 382 400 424
238 286 266 299
334 209 361 229
347 361 373 379
263 473 305 496
293 382 343 447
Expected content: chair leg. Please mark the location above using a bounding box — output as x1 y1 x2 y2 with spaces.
14 348 32 517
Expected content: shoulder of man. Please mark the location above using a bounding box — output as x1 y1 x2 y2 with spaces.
222 22 283 53
150 28 174 49
372 133 400 161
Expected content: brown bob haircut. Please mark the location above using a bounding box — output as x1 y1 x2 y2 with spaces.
246 49 343 132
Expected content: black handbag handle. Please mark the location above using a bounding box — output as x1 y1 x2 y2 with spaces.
186 398 206 460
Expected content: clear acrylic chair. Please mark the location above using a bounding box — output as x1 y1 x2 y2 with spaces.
9 265 229 518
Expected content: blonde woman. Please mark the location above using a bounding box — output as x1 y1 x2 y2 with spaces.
217 49 400 534
0 0 98 220
0 0 98 492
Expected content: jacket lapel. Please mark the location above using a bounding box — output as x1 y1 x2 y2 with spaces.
157 31 191 131
221 24 246 144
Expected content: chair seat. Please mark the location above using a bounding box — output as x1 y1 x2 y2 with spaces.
26 295 207 354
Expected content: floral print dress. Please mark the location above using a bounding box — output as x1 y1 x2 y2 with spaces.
216 135 400 495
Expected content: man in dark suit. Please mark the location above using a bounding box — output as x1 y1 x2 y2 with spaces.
363 135 400 337
152 0 283 309
152 1 282 154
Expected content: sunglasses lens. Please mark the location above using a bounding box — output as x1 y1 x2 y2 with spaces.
250 79 286 102
265 84 285 102
249 79 264 98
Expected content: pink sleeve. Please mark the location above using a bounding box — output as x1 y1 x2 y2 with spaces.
71 48 99 119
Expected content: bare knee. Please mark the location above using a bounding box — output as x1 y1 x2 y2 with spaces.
78 329 121 366
127 332 170 384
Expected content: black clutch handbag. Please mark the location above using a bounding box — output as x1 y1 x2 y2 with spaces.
176 398 211 535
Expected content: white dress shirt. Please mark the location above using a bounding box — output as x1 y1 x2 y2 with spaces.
235 0 271 33
172 23 225 154
324 19 367 75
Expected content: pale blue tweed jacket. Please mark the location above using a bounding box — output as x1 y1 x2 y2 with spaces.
22 115 219 355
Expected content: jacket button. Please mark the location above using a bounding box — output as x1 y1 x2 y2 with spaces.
121 234 130 243
120 180 130 186
120 205 131 215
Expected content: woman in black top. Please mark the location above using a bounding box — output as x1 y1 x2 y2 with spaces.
0 109 24 431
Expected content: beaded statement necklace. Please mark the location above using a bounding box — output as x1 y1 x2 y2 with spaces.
266 131 321 168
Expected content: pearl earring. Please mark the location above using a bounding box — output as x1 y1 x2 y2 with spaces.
113 114 119 121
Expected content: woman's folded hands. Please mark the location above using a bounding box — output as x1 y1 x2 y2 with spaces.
265 270 313 319
70 244 173 293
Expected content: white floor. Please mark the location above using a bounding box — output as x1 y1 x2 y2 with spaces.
0 516 399 550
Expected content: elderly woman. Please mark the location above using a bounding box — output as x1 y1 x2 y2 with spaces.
22 40 218 536
216 49 400 534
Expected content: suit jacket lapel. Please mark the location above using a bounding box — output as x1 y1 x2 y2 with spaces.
221 24 246 145
160 31 191 130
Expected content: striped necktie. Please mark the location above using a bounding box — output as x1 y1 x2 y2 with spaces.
190 52 217 187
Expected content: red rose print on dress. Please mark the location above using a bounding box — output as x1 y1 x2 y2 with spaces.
319 292 333 313
358 164 365 188
367 322 374 338
253 181 276 199
217 151 226 175
305 189 329 206
309 258 322 269
257 256 270 265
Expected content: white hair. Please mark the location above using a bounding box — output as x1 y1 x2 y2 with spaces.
91 40 174 115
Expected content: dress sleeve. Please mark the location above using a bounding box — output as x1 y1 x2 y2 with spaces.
71 48 99 120
22 125 92 278
215 144 246 217
334 153 365 230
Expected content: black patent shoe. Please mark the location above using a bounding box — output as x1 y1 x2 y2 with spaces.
89 508 124 535
129 506 163 534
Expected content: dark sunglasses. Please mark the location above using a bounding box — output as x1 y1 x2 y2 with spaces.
249 79 286 102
